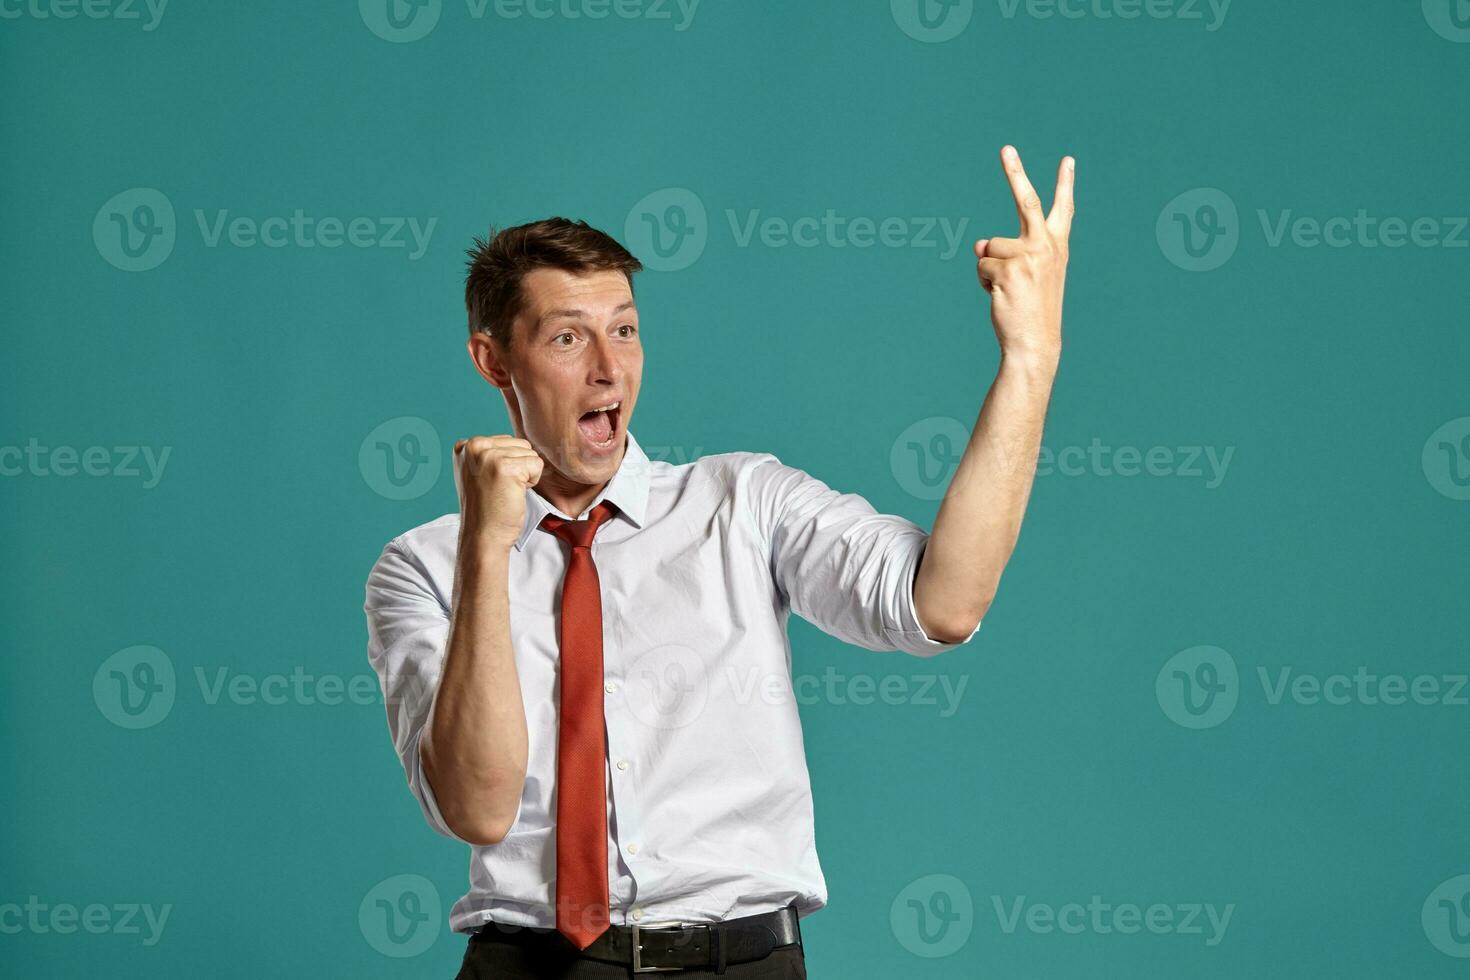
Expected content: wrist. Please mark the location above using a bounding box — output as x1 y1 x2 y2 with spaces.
458 525 518 566
998 344 1061 381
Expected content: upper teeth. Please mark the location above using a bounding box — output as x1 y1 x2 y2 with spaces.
589 401 620 413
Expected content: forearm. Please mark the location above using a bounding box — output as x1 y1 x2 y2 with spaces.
420 535 529 845
915 350 1058 637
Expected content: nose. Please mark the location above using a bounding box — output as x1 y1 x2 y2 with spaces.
590 333 623 385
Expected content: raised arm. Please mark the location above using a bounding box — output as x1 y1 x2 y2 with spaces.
419 436 542 845
914 146 1075 640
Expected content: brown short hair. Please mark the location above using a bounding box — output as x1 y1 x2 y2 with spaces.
464 217 643 346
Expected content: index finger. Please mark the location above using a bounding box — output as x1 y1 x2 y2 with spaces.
1001 145 1044 237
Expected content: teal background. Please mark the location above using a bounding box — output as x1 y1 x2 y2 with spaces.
2 1 1468 977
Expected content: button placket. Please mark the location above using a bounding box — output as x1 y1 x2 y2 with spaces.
599 572 651 915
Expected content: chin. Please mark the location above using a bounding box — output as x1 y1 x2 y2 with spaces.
582 444 624 477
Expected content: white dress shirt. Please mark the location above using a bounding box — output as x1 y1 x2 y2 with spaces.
363 429 981 934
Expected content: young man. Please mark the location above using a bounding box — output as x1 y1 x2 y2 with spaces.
365 146 1075 978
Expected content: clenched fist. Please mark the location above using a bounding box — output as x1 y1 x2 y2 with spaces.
453 436 545 550
975 145 1075 365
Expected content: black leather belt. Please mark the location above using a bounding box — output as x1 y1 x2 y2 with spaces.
470 902 803 973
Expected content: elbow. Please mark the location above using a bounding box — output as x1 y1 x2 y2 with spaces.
437 784 522 846
917 603 986 645
448 813 514 847
915 591 990 646
931 615 983 645
912 550 993 645
421 741 525 846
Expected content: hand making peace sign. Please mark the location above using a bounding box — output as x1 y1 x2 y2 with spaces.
974 145 1075 364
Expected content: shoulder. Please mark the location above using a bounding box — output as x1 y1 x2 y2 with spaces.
670 448 799 501
365 512 461 602
378 512 460 560
680 450 842 536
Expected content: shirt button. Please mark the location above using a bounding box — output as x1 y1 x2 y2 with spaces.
605 682 617 694
626 843 639 854
631 908 643 921
616 759 628 771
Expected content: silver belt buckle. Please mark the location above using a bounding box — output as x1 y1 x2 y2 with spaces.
631 920 690 973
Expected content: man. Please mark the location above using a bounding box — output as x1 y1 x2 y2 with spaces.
365 145 1074 978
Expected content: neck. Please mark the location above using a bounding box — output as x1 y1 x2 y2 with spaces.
534 449 622 518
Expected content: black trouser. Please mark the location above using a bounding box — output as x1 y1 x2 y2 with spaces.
454 929 808 979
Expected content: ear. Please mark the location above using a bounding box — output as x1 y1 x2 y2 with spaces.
467 332 512 389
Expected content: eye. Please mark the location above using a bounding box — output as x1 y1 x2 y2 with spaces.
618 324 637 337
554 332 575 346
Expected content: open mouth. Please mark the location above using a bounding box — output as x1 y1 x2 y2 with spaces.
576 401 622 451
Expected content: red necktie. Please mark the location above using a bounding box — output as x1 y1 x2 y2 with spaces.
538 500 618 950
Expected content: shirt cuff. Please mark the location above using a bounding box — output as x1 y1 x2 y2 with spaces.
887 538 982 656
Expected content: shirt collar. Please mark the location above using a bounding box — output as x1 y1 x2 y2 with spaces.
513 428 651 551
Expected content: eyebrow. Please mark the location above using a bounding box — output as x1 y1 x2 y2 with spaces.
537 300 637 333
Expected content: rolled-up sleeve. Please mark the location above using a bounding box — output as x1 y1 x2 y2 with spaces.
741 453 981 657
363 539 471 842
